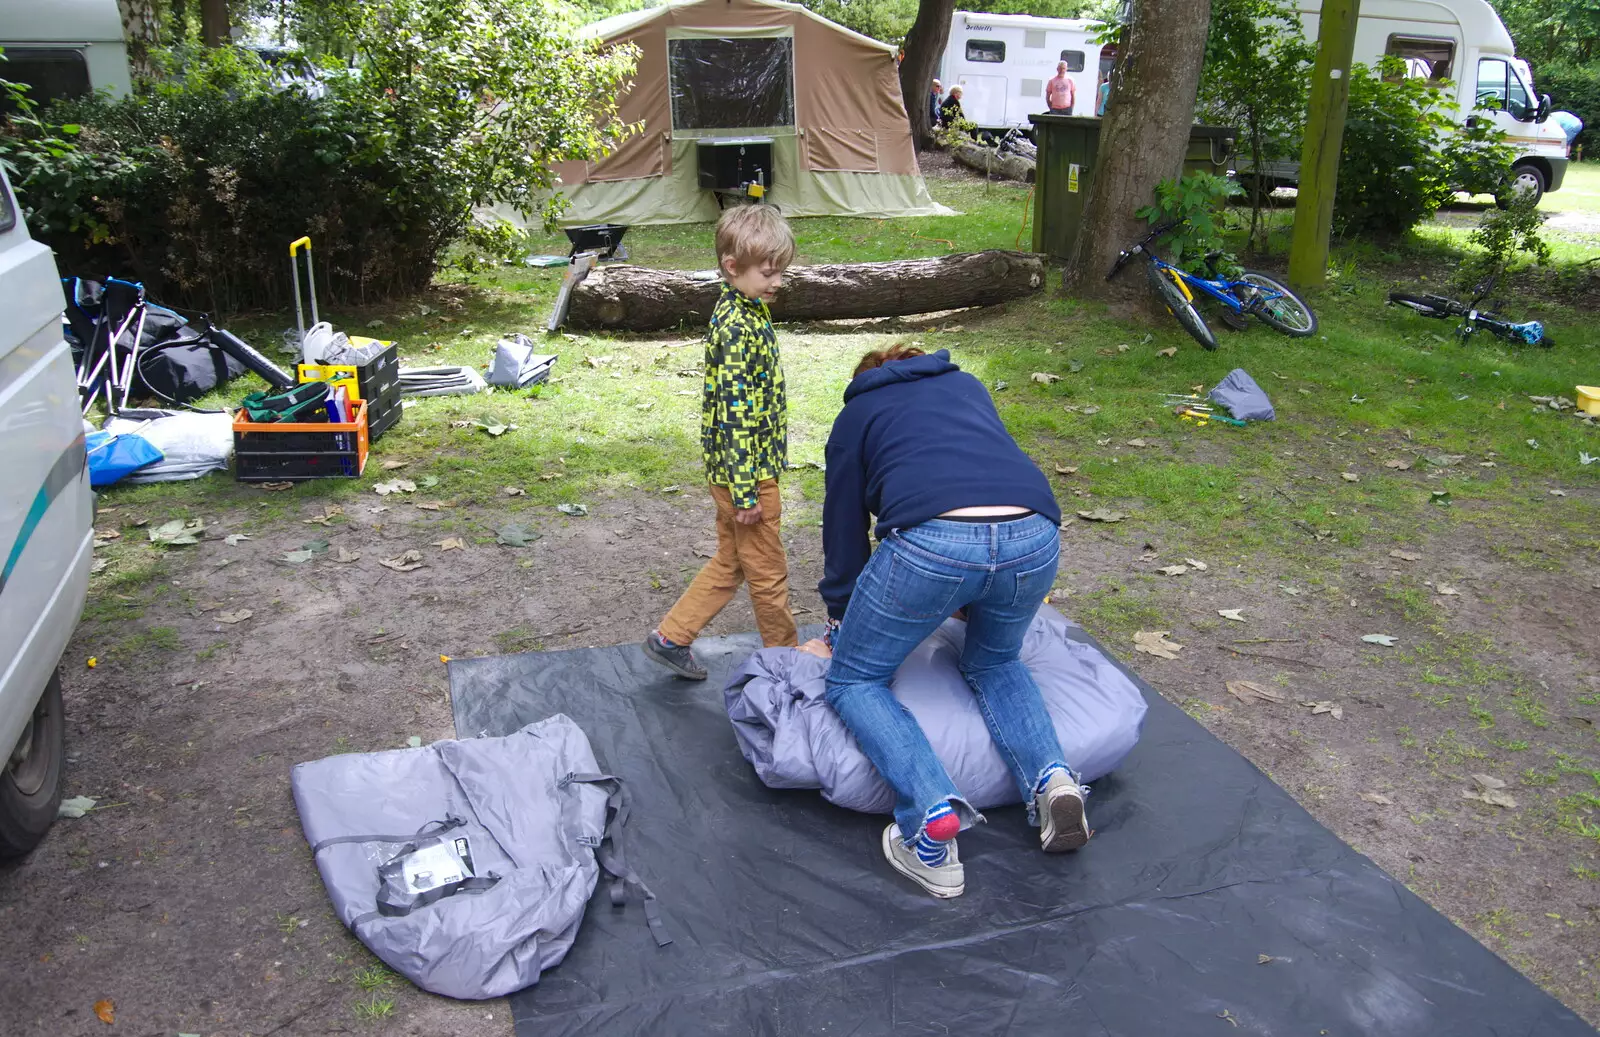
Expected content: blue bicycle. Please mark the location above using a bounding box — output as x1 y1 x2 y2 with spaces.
1107 221 1318 351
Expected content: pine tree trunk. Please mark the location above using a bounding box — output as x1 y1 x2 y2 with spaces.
1061 0 1213 307
116 0 160 81
566 251 1045 332
899 0 956 151
200 0 230 47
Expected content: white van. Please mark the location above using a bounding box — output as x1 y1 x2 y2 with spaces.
1290 0 1569 202
937 11 1107 131
0 0 133 106
0 165 93 857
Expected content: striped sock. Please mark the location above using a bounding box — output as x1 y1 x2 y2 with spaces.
1034 764 1069 796
913 801 959 867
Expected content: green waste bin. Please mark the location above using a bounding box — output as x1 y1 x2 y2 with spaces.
1028 115 1237 261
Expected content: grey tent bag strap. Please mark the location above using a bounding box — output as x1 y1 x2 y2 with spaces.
559 772 673 947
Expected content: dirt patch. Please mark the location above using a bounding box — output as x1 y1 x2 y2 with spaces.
1 477 1597 1032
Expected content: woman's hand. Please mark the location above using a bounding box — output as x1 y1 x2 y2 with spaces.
798 638 833 659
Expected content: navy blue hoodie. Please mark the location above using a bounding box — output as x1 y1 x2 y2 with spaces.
818 350 1061 620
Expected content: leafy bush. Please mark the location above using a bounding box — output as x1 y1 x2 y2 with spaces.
1454 190 1552 296
1536 59 1600 155
1134 171 1243 274
0 0 635 311
1334 58 1514 239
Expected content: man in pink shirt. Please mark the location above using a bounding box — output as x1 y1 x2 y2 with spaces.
1045 62 1075 115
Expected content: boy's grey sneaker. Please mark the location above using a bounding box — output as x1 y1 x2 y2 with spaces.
642 632 708 681
882 823 965 899
1038 770 1091 852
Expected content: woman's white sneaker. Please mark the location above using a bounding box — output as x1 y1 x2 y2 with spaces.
1037 771 1092 852
882 823 965 898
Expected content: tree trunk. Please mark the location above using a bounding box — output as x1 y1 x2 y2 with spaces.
116 0 160 81
565 251 1045 332
899 0 956 151
200 0 229 47
951 141 1036 183
1061 0 1213 306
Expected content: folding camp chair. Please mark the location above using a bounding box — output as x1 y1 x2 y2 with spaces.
74 278 148 416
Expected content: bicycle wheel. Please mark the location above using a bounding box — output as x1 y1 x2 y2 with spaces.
1146 262 1217 351
1388 292 1461 319
1238 271 1317 337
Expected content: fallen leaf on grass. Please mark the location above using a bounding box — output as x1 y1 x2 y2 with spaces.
1550 489 1567 497
495 523 541 547
1359 792 1392 805
381 459 409 470
149 519 204 546
1437 585 1460 596
1031 372 1060 384
1126 438 1151 448
303 505 344 525
1186 558 1209 571
216 609 252 624
406 736 423 748
379 550 425 572
502 486 525 497
1479 461 1497 468
1054 464 1079 475
259 481 294 491
1257 954 1277 965
282 549 314 564
422 476 439 489
635 402 655 411
58 796 98 819
557 503 589 517
374 479 416 496
1384 459 1413 470
1389 549 1421 561
334 547 361 563
1350 393 1367 404
1463 775 1517 808
1217 608 1246 622
1068 360 1086 374
1362 634 1399 647
1156 347 1177 358
432 537 466 551
1077 508 1125 523
1430 490 1452 506
224 533 251 546
94 999 115 1024
1227 681 1284 705
90 558 107 574
1158 564 1188 577
1133 630 1184 660
415 501 442 511
1341 472 1360 483
692 542 717 558
1118 343 1131 353
471 417 514 437
993 380 1009 391
660 485 681 494
1305 700 1344 719
93 528 121 543
1079 404 1100 415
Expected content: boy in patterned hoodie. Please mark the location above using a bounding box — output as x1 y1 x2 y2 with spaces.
643 205 799 679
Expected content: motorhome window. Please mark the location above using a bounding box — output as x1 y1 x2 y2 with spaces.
668 37 794 131
0 178 15 234
1060 50 1086 73
1025 30 1047 49
1383 36 1454 83
1475 57 1531 118
966 40 1006 63
0 49 91 110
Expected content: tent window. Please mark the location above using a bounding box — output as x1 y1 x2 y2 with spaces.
668 37 795 131
966 39 1005 63
0 48 91 111
1021 78 1043 97
1024 30 1047 49
1060 50 1085 72
1383 35 1454 83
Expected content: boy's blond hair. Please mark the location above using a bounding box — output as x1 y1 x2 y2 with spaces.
715 205 796 275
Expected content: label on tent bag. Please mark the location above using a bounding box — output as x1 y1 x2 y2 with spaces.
375 824 498 916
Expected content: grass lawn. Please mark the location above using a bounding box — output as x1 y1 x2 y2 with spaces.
62 170 1600 1029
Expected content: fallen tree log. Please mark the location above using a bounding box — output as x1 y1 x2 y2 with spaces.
951 140 1036 184
565 250 1045 332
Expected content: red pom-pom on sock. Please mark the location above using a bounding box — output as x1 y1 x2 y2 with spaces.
924 812 960 842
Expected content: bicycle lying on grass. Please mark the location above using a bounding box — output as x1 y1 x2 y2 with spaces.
1387 275 1553 348
1106 221 1318 351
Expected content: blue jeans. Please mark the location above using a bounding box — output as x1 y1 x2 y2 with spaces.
825 514 1070 845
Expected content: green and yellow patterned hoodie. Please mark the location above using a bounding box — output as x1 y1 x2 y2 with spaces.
701 281 787 510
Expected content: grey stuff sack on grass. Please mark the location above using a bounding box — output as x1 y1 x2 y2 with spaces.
290 713 666 1000
724 606 1146 813
1209 367 1275 422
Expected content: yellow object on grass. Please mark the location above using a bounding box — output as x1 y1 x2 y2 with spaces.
1577 386 1600 416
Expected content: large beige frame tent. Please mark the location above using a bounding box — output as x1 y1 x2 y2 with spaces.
554 0 945 225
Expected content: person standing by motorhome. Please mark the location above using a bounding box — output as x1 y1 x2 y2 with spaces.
1045 62 1075 115
643 205 799 680
929 79 944 127
1095 73 1110 116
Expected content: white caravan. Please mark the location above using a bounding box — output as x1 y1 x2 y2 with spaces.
1292 0 1568 202
0 0 134 106
937 12 1107 131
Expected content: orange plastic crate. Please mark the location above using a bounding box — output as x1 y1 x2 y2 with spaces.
232 399 369 481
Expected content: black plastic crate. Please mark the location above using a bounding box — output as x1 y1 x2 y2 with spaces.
233 400 369 481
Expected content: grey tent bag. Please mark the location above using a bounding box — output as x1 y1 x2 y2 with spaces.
291 713 668 1000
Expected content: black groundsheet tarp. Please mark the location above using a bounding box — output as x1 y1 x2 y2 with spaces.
448 627 1596 1037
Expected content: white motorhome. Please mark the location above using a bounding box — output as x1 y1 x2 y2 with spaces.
1293 0 1568 202
0 0 133 106
937 12 1107 131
